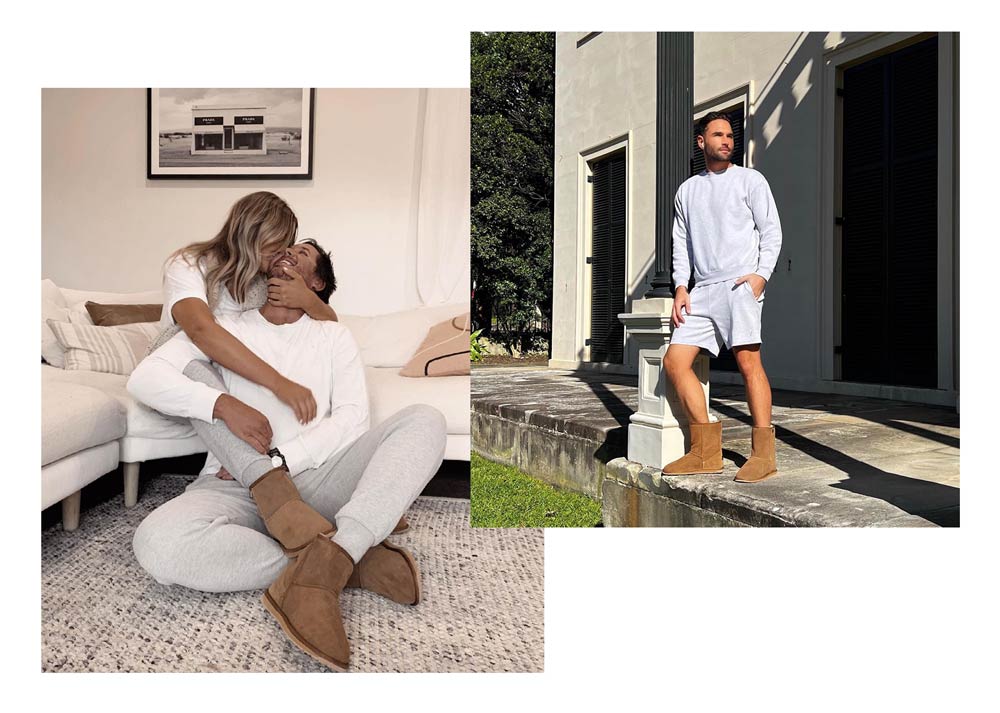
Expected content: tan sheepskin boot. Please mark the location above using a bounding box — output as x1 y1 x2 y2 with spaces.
262 535 354 672
249 467 334 557
346 542 421 605
734 425 778 483
662 421 724 475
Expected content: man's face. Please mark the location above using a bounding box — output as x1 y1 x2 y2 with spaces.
697 118 734 163
268 242 325 293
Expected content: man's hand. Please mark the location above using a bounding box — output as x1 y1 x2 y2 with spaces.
734 273 766 299
273 376 317 424
268 267 320 311
213 394 272 454
215 466 235 480
672 287 691 329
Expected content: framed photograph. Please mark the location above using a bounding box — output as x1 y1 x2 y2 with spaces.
147 88 314 179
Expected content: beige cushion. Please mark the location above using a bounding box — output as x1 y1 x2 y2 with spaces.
47 320 161 376
41 299 70 367
41 380 126 466
400 313 470 377
339 302 469 367
85 301 163 327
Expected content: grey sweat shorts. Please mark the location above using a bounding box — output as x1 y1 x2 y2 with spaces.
669 277 765 356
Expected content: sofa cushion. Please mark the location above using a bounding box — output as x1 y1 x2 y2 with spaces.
43 366 197 441
48 320 161 375
41 298 71 367
400 313 471 377
42 380 126 466
340 302 468 367
364 366 469 435
85 301 164 327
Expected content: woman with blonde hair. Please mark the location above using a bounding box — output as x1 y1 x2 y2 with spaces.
152 191 338 436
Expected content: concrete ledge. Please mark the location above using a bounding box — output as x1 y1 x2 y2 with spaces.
472 409 622 498
602 458 941 528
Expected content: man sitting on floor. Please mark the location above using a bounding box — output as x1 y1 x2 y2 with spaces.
127 239 447 672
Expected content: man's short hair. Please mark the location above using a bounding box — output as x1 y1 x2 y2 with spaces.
696 111 734 138
301 239 337 304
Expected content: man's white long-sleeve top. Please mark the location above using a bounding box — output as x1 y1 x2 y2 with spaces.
127 309 370 477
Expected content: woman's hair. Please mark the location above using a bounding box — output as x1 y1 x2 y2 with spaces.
170 191 298 306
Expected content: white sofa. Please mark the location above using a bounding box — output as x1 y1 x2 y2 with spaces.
41 279 470 530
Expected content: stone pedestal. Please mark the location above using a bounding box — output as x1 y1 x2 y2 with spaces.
619 298 715 469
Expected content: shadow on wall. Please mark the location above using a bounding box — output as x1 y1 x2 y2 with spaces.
633 32 829 378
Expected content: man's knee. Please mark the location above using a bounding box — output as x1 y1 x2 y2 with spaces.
132 510 178 585
733 345 762 374
396 403 446 431
663 345 696 378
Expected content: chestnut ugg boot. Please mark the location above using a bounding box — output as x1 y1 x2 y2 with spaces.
661 421 724 475
734 425 778 483
262 535 354 672
249 467 334 557
346 542 421 605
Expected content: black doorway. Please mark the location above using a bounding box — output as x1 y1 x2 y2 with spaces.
841 35 938 388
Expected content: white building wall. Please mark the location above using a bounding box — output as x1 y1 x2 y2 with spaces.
43 89 432 316
551 32 656 368
551 31 958 405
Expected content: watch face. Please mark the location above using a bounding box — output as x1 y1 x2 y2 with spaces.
271 455 282 468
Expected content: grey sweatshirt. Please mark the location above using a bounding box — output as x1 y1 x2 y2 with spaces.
671 164 782 289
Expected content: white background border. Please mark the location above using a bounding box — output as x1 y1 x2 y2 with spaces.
9 1 991 709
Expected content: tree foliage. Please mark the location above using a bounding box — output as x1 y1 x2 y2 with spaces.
471 32 554 354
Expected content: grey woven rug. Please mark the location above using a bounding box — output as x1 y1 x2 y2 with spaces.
42 474 543 673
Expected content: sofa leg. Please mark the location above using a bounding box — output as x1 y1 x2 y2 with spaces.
62 491 81 531
124 462 140 508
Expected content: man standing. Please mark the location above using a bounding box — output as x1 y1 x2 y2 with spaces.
127 240 447 670
661 112 782 483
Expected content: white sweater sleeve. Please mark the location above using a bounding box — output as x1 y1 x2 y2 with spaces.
277 328 371 476
671 189 692 290
126 331 224 423
749 178 783 282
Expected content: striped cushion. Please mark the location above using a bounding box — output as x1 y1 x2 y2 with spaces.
46 320 162 376
399 313 471 378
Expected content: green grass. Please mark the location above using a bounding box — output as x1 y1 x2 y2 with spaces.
471 454 602 527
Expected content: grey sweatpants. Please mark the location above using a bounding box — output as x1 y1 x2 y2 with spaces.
132 361 447 593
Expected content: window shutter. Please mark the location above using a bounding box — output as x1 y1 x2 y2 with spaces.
590 151 627 364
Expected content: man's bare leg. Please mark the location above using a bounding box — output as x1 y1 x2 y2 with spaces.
662 343 709 423
660 343 723 474
732 344 779 482
732 344 772 427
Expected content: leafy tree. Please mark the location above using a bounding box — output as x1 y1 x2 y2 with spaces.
471 32 554 355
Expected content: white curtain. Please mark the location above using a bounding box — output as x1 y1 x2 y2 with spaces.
415 88 471 307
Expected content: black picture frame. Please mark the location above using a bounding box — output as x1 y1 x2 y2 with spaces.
147 88 315 180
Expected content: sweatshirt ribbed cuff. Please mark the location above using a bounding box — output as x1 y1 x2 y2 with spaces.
193 384 225 424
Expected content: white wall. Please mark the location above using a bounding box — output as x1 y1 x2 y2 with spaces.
551 32 657 368
42 88 466 316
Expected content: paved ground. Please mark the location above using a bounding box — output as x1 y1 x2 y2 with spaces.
472 367 959 526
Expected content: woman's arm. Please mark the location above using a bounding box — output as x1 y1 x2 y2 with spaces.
267 269 339 322
172 297 317 423
304 299 339 322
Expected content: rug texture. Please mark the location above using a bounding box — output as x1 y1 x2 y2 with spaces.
42 474 543 672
